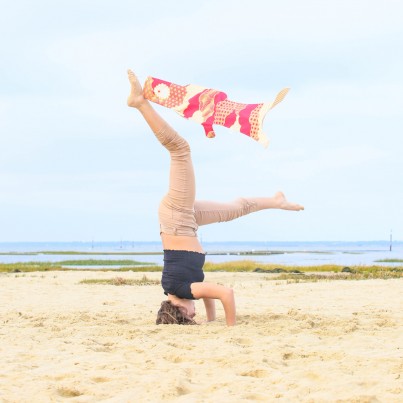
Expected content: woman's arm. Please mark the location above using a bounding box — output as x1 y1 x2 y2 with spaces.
191 282 236 326
203 298 216 322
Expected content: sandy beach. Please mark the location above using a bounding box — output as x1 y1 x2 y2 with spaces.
0 271 402 402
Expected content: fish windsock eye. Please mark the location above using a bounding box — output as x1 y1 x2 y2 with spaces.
154 83 170 100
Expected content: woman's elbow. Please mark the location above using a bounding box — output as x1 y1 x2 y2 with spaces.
226 287 235 299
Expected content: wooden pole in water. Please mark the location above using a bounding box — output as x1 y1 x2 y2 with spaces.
390 230 392 252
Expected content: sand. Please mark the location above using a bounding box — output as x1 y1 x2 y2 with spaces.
0 271 402 403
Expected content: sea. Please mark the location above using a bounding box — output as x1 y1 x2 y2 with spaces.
0 241 402 268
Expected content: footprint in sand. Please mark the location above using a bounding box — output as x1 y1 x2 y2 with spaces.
240 369 268 378
57 387 83 398
164 354 184 363
91 377 111 383
229 337 253 347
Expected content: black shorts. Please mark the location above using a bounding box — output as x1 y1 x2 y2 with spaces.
161 249 205 300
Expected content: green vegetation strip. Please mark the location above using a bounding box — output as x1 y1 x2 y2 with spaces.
374 259 403 263
40 251 162 255
57 259 153 266
274 271 402 283
0 262 161 273
79 275 159 286
0 251 162 256
202 260 402 273
1 259 402 279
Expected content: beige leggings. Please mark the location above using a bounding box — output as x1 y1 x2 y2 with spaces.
155 125 266 237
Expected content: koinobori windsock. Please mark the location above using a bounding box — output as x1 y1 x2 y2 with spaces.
143 76 289 148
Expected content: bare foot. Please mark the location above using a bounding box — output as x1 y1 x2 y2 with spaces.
127 69 146 108
274 191 304 211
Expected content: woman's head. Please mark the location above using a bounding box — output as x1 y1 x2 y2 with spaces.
156 300 197 325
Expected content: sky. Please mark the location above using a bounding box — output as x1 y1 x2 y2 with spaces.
0 0 402 243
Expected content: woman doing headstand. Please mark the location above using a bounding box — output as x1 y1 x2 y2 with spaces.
127 70 304 326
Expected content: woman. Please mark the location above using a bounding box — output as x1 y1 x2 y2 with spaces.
127 70 304 326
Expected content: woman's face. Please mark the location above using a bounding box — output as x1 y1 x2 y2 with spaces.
176 299 196 319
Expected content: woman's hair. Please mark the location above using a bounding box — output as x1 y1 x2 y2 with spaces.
156 300 197 325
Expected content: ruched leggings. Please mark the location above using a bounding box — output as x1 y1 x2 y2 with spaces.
153 125 272 237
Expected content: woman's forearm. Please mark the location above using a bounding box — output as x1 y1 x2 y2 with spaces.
203 298 216 322
221 289 236 326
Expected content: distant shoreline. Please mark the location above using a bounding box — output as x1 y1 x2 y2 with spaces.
1 241 401 267
0 249 390 256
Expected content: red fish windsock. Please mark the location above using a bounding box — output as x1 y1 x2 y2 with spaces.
143 76 289 148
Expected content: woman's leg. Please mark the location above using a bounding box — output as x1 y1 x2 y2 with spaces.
194 192 303 226
154 124 196 213
127 70 195 211
127 70 196 233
